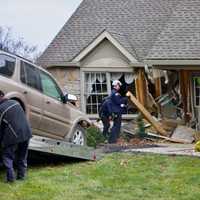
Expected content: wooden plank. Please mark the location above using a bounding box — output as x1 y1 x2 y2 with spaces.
179 70 190 123
135 69 147 106
123 128 189 144
126 91 168 136
147 132 191 144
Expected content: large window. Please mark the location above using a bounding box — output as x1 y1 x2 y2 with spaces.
0 54 15 77
84 72 136 114
20 61 42 91
85 73 108 114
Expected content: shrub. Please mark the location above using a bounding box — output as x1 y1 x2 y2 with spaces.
86 126 105 148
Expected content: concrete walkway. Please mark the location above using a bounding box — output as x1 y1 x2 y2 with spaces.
123 143 200 157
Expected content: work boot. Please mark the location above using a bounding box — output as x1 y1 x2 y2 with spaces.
17 168 26 180
6 169 15 183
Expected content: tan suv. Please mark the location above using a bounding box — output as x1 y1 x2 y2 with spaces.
0 50 91 145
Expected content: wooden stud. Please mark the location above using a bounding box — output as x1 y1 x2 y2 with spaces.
135 68 147 107
179 70 190 123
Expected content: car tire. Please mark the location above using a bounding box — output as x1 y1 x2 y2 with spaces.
70 125 86 146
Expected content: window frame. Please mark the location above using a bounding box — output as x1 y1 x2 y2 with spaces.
82 71 136 117
38 69 64 102
84 72 110 115
20 60 42 92
193 76 200 107
0 53 16 78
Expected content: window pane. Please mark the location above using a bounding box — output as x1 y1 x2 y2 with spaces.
196 97 199 106
0 54 15 77
20 61 42 91
40 71 61 101
85 72 108 114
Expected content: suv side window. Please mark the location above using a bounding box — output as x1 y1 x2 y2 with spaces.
0 54 16 77
39 70 62 101
20 61 42 91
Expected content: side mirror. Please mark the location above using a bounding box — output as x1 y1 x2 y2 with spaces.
67 94 78 102
63 94 78 104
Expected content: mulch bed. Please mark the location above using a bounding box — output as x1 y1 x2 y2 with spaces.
99 137 160 153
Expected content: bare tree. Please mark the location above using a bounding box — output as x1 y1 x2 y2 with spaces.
0 26 39 61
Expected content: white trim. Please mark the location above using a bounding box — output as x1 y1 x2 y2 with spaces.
46 62 80 68
145 59 200 66
73 31 138 63
81 67 134 73
80 68 86 112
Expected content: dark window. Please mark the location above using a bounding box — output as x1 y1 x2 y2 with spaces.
0 54 15 77
20 61 42 91
194 77 200 107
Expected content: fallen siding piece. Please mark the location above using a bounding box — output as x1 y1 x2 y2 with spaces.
147 132 191 144
126 91 167 136
171 126 195 144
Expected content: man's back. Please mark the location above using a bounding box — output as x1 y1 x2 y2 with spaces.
0 99 32 148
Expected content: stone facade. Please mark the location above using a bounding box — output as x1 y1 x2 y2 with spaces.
48 67 81 108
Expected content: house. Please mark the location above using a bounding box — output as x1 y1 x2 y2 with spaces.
38 0 200 127
146 0 200 128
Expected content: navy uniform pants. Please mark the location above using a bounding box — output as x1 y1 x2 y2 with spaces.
2 140 29 182
101 115 110 138
109 114 122 144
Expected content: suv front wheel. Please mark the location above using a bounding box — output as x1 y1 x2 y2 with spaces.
70 125 86 146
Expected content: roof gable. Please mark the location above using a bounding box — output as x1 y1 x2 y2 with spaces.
37 0 180 67
73 30 138 63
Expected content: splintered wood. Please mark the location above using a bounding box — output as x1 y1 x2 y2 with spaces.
126 91 168 136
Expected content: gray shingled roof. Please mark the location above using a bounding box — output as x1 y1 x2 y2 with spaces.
147 0 200 60
37 0 180 67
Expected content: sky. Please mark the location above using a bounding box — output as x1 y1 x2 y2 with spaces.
0 0 82 52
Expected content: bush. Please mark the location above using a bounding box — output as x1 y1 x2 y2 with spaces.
195 140 200 152
137 114 147 138
86 126 105 148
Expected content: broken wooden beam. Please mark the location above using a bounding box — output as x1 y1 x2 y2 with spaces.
147 132 191 144
123 128 190 144
126 91 168 136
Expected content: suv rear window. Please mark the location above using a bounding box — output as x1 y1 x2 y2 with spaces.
0 54 16 77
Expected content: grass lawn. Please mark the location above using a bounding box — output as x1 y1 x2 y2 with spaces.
0 153 200 200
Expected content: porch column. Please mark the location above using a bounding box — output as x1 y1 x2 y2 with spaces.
179 70 190 123
135 68 147 107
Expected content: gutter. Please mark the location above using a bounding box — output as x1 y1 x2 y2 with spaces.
46 62 81 68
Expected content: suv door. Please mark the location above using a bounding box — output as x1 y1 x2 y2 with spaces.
20 61 43 131
39 70 71 138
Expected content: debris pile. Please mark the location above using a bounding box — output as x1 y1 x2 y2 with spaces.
122 97 197 145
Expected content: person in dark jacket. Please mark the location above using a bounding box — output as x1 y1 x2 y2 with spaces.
99 97 112 139
0 90 32 182
109 80 127 143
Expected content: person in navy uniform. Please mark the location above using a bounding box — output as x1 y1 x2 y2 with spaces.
99 97 112 139
0 90 32 182
109 80 127 143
